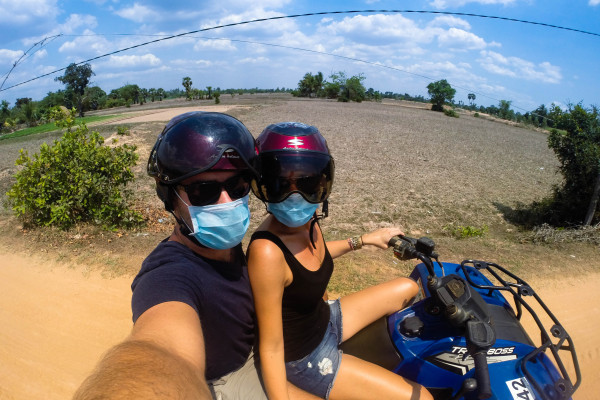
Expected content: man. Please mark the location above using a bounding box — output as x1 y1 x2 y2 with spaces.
74 112 317 399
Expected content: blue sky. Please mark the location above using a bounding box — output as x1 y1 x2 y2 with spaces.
0 0 598 113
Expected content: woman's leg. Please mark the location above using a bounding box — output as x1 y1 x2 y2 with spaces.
329 353 432 400
339 277 418 341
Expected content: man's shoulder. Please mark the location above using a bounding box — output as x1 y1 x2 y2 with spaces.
135 241 198 282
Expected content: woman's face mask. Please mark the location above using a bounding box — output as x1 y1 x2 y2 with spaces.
267 193 319 228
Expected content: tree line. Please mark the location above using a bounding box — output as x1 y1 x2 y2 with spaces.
0 63 292 132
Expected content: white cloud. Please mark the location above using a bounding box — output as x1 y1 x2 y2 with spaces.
479 50 562 83
428 16 472 30
0 49 24 64
193 39 237 52
60 14 98 34
114 3 161 23
58 30 111 55
321 14 430 44
107 54 161 67
22 14 99 47
238 56 269 64
220 0 291 9
430 0 517 9
172 59 213 68
84 0 117 4
437 28 487 50
204 9 296 35
33 49 47 60
0 0 59 25
589 0 600 5
407 60 474 79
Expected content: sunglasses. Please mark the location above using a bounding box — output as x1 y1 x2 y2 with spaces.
179 172 252 206
251 153 334 204
261 175 328 203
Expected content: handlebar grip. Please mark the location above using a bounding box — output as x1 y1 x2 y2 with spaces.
388 236 400 247
472 351 492 399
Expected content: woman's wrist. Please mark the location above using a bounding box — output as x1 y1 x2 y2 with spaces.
347 235 363 251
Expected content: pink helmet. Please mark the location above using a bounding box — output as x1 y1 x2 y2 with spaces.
251 122 334 204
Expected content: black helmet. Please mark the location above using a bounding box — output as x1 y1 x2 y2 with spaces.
147 111 258 185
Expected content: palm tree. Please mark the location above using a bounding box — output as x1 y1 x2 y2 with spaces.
182 77 193 100
468 93 476 106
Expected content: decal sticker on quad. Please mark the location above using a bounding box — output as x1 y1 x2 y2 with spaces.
427 346 517 375
506 377 537 400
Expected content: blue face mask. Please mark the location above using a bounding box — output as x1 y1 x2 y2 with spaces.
267 193 319 228
187 195 250 249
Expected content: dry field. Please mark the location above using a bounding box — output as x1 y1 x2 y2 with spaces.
0 94 598 399
0 94 598 282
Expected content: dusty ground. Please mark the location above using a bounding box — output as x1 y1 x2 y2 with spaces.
0 246 595 400
0 96 598 399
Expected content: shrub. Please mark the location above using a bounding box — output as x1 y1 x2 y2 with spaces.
546 104 600 225
521 223 600 245
105 98 126 108
444 224 488 239
6 108 143 230
117 125 130 136
444 108 459 118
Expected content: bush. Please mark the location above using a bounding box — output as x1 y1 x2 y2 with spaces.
444 108 459 118
545 104 600 225
521 223 600 245
444 224 488 239
105 98 126 108
6 108 143 230
117 125 130 136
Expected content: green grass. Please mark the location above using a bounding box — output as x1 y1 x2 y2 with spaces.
0 115 118 141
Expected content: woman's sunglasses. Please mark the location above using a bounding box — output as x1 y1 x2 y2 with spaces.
179 171 252 206
251 153 334 204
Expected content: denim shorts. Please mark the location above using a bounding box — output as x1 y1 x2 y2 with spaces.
285 299 343 399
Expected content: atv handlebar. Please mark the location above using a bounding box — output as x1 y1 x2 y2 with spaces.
389 235 494 399
388 235 438 276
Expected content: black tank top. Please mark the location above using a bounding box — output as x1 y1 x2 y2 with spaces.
249 230 333 362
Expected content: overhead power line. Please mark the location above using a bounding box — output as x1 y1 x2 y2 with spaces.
0 34 62 91
0 9 597 94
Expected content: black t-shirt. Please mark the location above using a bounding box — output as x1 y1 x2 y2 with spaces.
131 239 255 381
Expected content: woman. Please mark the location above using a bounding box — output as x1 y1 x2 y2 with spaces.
247 121 432 400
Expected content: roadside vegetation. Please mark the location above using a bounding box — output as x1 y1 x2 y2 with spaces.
5 108 142 231
0 114 118 141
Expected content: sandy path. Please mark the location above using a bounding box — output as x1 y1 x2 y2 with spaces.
96 105 245 125
0 249 597 399
0 251 132 400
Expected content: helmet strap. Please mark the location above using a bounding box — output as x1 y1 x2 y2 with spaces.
309 200 329 249
168 191 207 249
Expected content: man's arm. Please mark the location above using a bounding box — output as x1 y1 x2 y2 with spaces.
73 301 211 400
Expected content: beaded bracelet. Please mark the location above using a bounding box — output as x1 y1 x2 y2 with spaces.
348 235 363 251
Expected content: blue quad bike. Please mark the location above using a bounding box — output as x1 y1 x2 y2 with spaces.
340 235 581 400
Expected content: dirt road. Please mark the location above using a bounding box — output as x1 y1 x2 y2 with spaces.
0 247 596 399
